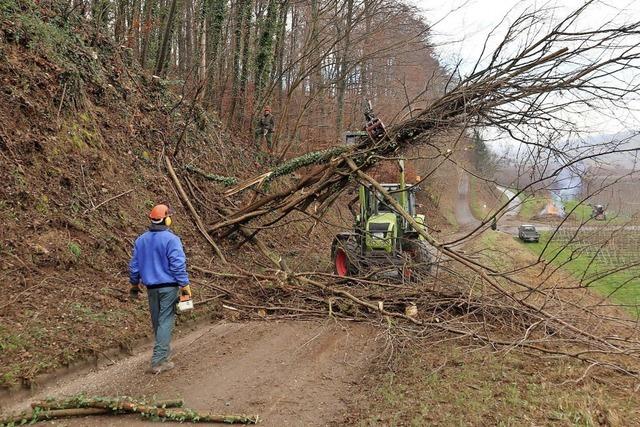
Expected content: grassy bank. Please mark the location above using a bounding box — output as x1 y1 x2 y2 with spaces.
347 230 640 425
563 200 592 221
520 232 640 317
351 343 638 425
517 195 547 220
468 178 508 221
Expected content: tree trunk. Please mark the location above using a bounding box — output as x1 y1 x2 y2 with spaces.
227 0 249 127
128 0 142 57
155 0 179 76
274 0 288 106
91 0 111 38
237 0 253 126
184 0 194 72
335 0 353 140
140 0 155 68
308 0 321 97
114 0 128 42
204 0 227 108
253 0 279 107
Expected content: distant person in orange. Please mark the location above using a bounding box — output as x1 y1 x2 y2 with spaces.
255 105 275 154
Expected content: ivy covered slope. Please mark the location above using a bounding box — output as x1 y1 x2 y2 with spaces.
0 0 261 388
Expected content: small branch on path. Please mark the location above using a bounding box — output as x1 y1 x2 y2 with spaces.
1 396 259 425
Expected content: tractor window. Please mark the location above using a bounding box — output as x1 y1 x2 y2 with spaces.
373 188 414 214
374 190 397 214
378 200 393 212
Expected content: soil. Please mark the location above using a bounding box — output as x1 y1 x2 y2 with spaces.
2 321 380 426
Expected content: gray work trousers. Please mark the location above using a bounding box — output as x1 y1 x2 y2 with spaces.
147 286 179 366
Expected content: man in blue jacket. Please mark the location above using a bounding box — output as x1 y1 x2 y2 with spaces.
129 204 191 374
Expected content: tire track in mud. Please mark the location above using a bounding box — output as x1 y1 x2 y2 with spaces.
2 321 380 426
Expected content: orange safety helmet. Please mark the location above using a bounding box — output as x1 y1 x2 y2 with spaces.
149 204 172 224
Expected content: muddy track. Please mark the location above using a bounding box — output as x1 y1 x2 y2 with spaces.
2 321 380 426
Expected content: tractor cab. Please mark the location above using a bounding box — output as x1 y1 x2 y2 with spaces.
372 184 417 215
369 183 418 223
359 183 425 253
360 184 416 216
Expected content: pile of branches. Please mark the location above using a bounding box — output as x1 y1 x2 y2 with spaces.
0 396 259 425
171 1 640 379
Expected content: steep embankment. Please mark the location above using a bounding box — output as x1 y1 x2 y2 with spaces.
0 2 270 389
0 2 450 395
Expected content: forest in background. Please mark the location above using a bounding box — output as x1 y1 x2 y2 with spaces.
63 0 444 150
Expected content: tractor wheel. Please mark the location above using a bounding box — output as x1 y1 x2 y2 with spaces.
415 241 434 273
333 239 359 277
404 240 434 280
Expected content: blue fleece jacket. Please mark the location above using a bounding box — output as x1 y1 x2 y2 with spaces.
129 227 189 287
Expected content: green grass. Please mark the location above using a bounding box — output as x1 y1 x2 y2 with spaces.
468 179 509 221
563 200 593 222
357 344 636 426
469 195 487 220
563 200 634 225
475 231 515 270
68 241 82 258
521 232 640 316
441 205 458 229
517 196 547 220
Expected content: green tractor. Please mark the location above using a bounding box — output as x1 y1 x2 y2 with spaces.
331 160 434 280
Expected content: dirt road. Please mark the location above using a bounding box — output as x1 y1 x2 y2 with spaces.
454 176 522 229
495 185 521 217
453 172 480 229
2 321 379 426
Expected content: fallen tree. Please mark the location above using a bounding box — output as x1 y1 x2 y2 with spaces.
171 0 640 380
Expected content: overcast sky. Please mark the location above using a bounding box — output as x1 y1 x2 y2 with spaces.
410 0 640 73
406 0 640 140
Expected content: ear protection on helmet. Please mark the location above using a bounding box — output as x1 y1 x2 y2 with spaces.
165 216 173 227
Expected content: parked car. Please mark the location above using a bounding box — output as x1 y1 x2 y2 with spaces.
518 224 540 242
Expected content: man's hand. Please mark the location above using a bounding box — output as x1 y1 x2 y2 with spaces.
129 284 143 301
180 285 192 298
